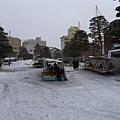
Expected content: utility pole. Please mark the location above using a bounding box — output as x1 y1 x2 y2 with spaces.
95 5 101 17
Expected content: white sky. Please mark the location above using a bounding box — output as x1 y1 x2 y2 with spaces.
0 0 119 49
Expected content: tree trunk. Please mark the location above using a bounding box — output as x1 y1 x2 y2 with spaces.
98 23 102 56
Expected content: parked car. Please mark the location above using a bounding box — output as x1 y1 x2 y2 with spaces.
2 59 9 65
2 59 12 65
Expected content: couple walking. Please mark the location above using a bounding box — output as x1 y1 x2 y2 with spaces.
72 59 79 70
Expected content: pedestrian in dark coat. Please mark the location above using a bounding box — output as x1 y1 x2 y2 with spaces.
8 59 11 66
76 59 79 70
72 59 76 70
0 59 2 67
54 63 61 80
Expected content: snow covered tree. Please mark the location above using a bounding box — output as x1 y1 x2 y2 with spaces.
0 27 13 58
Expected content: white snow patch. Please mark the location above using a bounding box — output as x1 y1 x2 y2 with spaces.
0 60 120 120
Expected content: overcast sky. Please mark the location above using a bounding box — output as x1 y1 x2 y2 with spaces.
0 0 119 49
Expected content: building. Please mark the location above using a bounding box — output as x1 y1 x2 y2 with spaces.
25 45 34 55
49 47 62 58
60 36 65 50
60 26 78 50
22 37 46 48
7 36 21 56
22 37 46 56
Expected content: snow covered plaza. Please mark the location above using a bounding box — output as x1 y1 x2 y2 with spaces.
0 60 120 120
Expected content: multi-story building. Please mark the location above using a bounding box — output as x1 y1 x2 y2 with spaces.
60 36 65 50
7 36 21 56
22 37 46 48
60 26 78 50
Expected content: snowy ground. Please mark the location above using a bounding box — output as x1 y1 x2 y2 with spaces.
0 60 120 120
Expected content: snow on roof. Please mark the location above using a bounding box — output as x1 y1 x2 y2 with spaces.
108 49 120 53
5 57 16 60
43 58 63 63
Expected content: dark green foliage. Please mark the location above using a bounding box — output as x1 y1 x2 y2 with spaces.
63 43 73 57
63 30 89 57
34 43 41 56
105 20 120 47
108 5 120 47
74 30 89 52
115 6 120 17
89 15 109 56
0 27 13 58
34 43 51 58
41 47 51 58
18 47 33 60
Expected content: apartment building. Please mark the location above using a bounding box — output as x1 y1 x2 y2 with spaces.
22 37 46 47
7 36 21 56
60 26 78 50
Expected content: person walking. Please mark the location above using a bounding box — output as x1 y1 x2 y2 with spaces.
8 59 11 66
72 59 76 70
0 59 2 67
76 59 79 70
72 59 79 70
54 62 61 80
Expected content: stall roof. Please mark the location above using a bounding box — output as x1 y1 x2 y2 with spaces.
83 56 111 60
43 58 63 63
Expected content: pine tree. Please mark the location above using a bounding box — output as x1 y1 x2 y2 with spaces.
0 27 13 58
63 30 89 57
34 43 51 58
115 6 120 17
40 46 51 58
18 47 32 60
34 43 41 57
89 15 109 56
74 30 89 57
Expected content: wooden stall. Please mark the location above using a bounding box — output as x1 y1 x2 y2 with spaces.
84 56 120 75
32 58 44 68
41 58 68 81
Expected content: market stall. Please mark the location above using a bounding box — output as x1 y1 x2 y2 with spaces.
32 58 44 68
41 58 68 81
84 56 120 75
